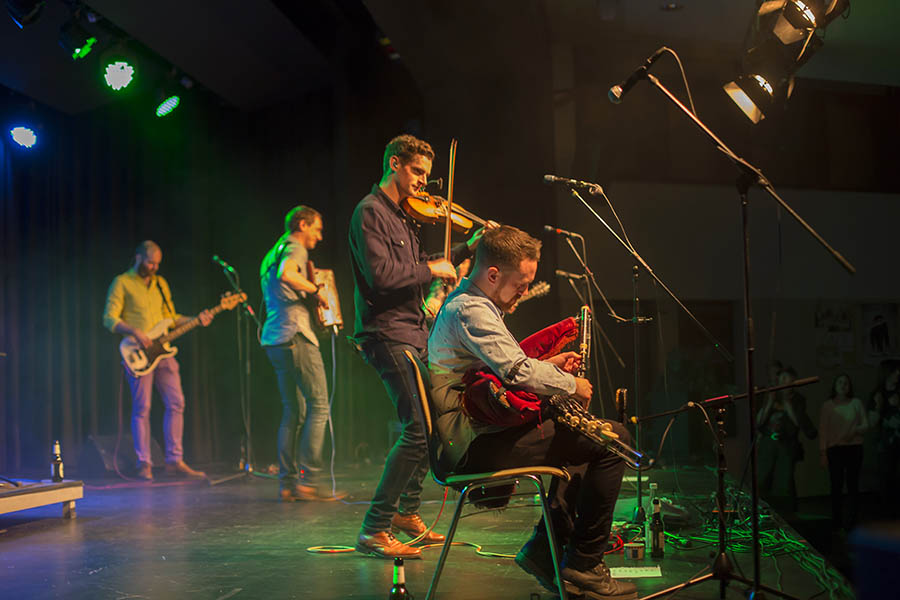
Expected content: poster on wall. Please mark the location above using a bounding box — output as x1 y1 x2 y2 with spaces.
860 303 900 365
814 302 855 369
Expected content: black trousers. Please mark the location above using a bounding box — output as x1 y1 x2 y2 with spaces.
462 417 629 570
826 444 863 529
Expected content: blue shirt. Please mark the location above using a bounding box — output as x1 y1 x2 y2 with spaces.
428 278 576 467
349 185 471 350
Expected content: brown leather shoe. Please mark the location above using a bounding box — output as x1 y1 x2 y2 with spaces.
355 531 422 559
164 460 206 479
135 461 153 481
280 484 348 502
391 512 446 544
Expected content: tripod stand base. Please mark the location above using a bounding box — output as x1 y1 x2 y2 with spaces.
207 463 277 487
638 555 800 600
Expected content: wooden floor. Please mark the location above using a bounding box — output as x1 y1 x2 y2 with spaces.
0 466 855 599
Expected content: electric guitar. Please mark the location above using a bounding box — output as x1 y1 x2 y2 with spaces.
507 280 550 314
119 291 246 376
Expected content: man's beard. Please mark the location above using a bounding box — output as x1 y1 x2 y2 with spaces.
137 263 153 278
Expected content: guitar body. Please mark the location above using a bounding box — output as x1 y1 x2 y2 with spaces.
119 319 178 377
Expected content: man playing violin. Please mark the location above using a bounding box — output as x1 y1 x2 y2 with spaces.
349 134 497 559
260 206 341 501
428 225 637 600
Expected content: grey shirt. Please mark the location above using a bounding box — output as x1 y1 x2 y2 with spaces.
428 278 576 468
260 239 318 347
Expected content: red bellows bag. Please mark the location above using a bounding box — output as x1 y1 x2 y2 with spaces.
460 316 579 427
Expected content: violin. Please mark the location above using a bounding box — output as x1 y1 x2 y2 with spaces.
401 192 487 235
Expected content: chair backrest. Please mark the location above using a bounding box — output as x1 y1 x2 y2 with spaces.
402 350 451 484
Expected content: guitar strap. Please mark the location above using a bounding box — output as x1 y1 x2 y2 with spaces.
156 278 176 321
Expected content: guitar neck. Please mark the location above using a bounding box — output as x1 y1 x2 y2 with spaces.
158 304 228 344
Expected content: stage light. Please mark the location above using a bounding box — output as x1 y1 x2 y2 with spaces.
723 39 803 124
6 0 44 29
155 95 180 117
58 17 96 60
770 0 824 44
10 126 37 148
104 60 134 91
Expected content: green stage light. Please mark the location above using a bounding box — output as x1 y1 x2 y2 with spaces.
10 126 37 148
155 95 180 117
104 60 134 91
59 16 96 60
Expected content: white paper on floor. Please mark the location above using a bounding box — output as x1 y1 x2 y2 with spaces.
609 566 663 578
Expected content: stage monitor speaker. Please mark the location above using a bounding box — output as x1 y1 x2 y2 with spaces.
78 434 164 478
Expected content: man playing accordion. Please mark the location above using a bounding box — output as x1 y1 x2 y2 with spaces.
428 225 637 600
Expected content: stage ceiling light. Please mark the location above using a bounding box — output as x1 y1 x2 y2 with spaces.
723 38 805 124
104 61 134 90
10 126 37 148
58 17 96 60
155 95 180 117
6 0 44 28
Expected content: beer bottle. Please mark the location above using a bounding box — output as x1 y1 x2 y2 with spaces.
389 557 409 599
650 497 665 559
51 440 64 482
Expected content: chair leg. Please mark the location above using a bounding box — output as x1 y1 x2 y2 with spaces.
426 484 470 600
530 475 569 600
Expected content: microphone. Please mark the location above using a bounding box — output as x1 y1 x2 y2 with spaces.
544 225 583 239
543 174 603 195
608 47 666 104
212 255 235 273
555 269 585 280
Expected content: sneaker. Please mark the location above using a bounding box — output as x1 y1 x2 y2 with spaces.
164 460 206 479
135 461 153 481
514 533 558 592
562 561 637 600
355 530 423 559
390 512 446 544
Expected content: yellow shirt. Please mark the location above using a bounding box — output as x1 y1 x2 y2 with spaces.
103 268 181 334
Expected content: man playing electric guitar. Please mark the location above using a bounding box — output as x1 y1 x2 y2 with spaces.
103 240 213 481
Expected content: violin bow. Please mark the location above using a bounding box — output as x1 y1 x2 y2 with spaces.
444 138 457 261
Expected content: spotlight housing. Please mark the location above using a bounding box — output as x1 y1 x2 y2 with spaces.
6 0 44 29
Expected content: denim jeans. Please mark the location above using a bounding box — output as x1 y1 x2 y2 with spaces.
125 356 184 465
360 340 431 534
264 335 330 487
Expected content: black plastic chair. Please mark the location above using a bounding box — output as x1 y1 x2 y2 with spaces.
402 350 570 600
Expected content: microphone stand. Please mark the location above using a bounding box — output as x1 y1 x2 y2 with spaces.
567 186 733 526
208 262 268 486
560 234 625 417
625 69 854 599
632 376 818 600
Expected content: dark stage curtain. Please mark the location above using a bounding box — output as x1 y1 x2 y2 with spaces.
0 92 370 475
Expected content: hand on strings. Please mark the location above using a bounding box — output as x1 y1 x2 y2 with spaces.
133 330 153 349
198 309 215 327
466 220 500 251
315 286 329 307
547 351 581 374
428 259 458 284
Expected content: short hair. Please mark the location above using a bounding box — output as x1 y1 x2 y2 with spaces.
135 240 161 258
285 206 321 234
474 225 541 271
382 134 434 177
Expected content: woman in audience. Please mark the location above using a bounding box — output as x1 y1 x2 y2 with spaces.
819 373 868 531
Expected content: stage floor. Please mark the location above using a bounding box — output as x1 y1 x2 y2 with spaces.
1 466 854 599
